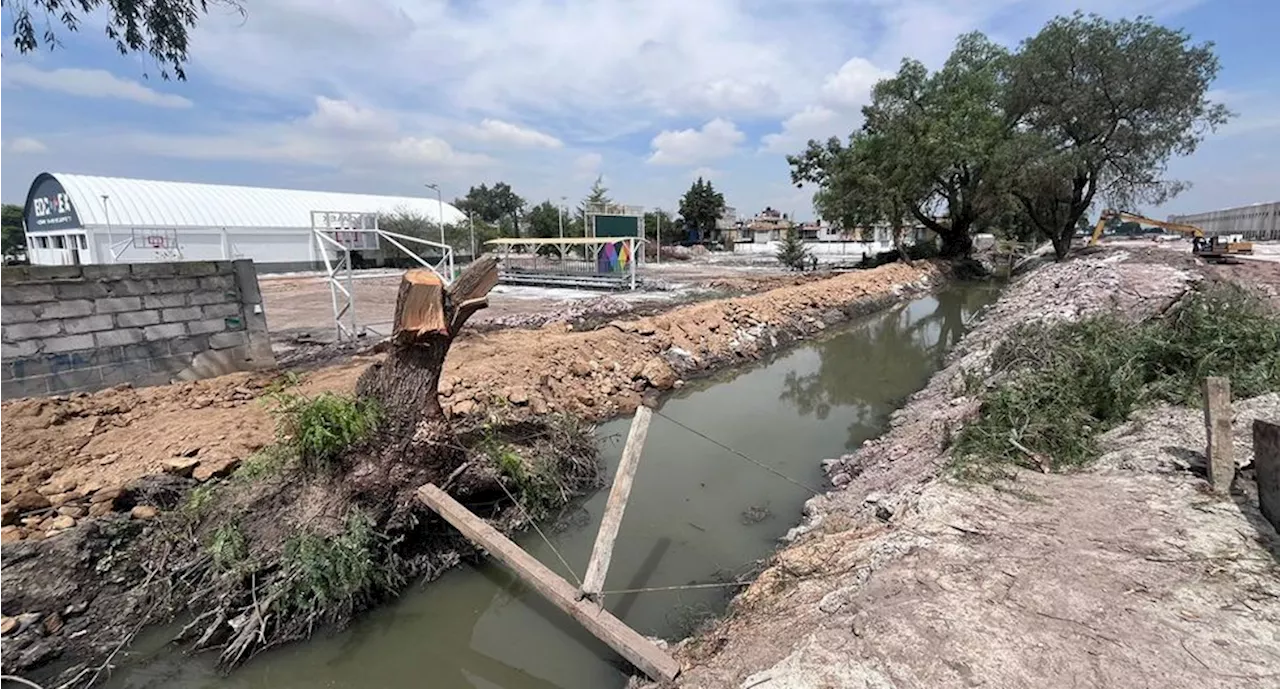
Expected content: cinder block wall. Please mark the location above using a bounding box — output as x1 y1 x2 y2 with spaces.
1 260 275 398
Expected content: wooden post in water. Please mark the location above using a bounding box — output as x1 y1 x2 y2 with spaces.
417 484 680 682
581 401 654 599
1202 376 1234 494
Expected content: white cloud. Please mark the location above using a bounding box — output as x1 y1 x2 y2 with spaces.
761 106 841 154
819 57 889 110
114 98 491 170
6 138 48 154
573 152 603 178
3 65 193 108
648 119 744 166
305 96 393 133
463 119 563 148
689 166 719 181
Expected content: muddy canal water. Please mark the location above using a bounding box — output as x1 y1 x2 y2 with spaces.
110 286 998 689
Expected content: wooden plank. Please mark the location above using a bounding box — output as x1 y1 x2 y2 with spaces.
1202 376 1234 494
1253 420 1280 530
416 484 681 683
581 404 653 598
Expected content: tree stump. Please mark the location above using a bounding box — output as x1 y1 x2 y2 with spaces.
356 256 500 442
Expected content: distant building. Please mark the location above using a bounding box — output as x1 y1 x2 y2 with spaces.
1169 201 1279 241
738 207 793 243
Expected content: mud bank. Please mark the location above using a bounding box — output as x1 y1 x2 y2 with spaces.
0 261 945 683
657 249 1280 688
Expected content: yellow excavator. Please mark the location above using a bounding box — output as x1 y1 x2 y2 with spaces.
1089 209 1253 261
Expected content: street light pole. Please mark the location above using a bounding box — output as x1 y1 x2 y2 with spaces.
469 211 476 259
101 195 114 263
558 196 566 239
425 183 445 247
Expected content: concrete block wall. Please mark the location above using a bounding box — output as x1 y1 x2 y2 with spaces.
1 260 275 398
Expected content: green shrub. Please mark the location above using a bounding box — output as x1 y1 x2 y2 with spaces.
953 284 1280 479
233 444 295 481
277 510 395 615
182 484 219 519
208 523 248 570
273 393 381 473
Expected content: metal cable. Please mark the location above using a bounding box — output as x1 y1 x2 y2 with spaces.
652 409 823 496
493 479 583 588
600 579 756 595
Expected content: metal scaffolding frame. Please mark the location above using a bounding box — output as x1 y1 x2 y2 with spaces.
311 210 455 341
485 237 644 290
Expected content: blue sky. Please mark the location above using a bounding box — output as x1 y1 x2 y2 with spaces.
3 0 1277 218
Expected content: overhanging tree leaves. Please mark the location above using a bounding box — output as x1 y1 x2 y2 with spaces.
678 177 725 237
1007 13 1230 259
8 0 238 80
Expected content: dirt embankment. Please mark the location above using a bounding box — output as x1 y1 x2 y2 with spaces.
1 261 938 544
658 249 1280 688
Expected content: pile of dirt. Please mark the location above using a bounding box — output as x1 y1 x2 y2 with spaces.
0 261 937 542
650 248 1280 687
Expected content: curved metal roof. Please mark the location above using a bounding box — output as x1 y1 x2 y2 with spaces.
32 172 467 229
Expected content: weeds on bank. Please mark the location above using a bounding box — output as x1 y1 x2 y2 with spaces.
270 392 381 473
233 444 295 481
953 284 1280 480
208 523 248 571
477 423 562 519
276 510 400 617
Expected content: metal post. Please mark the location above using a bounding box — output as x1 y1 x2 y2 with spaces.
559 196 566 239
426 183 445 248
656 210 661 264
101 195 113 264
629 238 637 290
469 212 476 261
345 244 359 337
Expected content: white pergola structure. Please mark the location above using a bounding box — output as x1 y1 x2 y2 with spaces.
485 236 645 290
311 210 455 341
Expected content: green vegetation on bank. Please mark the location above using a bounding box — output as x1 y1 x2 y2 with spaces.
954 284 1280 479
271 392 381 473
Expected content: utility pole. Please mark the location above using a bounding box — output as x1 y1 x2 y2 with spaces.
101 195 114 263
469 211 476 260
425 183 445 247
558 196 566 239
655 208 661 264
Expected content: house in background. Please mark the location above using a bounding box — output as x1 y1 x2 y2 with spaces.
740 207 793 243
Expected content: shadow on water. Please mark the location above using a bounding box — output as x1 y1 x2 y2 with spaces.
104 285 1000 689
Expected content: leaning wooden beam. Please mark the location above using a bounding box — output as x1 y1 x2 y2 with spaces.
581 403 654 598
417 484 681 683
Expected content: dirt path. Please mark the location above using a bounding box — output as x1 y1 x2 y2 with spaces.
1 261 939 542
655 249 1280 688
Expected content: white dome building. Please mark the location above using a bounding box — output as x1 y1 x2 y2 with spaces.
21 172 466 271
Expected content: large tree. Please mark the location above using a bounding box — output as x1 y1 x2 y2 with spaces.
2 204 26 260
454 183 525 238
790 33 1015 258
8 0 235 80
1007 13 1229 259
678 177 726 237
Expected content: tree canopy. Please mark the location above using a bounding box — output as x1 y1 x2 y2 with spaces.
8 0 236 80
788 14 1227 260
1006 13 1229 258
454 183 525 237
678 177 725 234
2 204 26 260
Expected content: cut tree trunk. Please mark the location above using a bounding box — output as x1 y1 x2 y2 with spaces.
356 256 500 441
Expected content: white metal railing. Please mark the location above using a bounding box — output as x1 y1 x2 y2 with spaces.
311 227 455 341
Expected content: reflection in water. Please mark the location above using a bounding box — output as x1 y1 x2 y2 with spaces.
780 288 992 449
104 286 1000 689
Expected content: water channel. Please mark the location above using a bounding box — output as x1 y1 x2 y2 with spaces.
110 285 999 689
